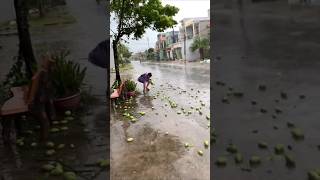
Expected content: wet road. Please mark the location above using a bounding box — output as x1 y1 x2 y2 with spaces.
213 1 320 180
110 61 210 180
0 1 15 23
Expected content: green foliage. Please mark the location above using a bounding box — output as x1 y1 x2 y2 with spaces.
0 55 36 105
111 0 178 81
125 80 137 92
146 48 155 60
117 43 132 64
190 37 209 52
190 37 210 59
111 79 120 89
111 0 179 40
51 50 87 98
2 56 32 88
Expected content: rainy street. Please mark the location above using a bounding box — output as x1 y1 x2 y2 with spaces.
213 1 320 180
110 61 210 180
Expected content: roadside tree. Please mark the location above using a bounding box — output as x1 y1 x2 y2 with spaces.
111 0 179 82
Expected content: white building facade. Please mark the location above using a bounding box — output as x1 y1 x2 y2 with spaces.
179 16 210 61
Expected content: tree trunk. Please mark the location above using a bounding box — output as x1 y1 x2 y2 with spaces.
113 40 121 82
38 0 44 17
14 0 37 78
199 48 204 60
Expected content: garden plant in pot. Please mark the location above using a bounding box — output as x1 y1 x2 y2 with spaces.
111 80 120 92
124 80 137 98
51 50 87 111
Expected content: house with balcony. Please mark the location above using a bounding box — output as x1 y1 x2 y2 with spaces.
155 31 181 61
179 16 210 61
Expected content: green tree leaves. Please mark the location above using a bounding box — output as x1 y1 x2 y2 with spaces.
111 0 179 39
111 0 179 81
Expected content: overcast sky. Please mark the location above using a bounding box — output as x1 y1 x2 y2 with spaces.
110 0 210 53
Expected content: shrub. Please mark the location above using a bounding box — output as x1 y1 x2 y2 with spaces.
125 80 136 92
51 50 87 98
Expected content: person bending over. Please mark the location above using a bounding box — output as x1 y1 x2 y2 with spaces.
138 72 152 93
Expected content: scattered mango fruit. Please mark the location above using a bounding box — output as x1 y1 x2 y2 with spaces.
249 156 261 166
274 144 285 154
65 111 72 116
46 142 55 148
235 153 243 164
42 164 55 172
198 150 204 156
46 149 56 156
63 172 76 180
204 140 209 148
258 142 268 149
215 157 227 167
127 138 134 142
50 163 63 176
291 128 304 140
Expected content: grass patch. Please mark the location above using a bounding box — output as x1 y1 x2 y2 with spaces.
29 8 76 27
0 6 76 31
0 20 13 31
111 63 133 73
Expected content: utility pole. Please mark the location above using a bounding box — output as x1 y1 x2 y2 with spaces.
183 21 187 64
147 37 150 49
172 27 175 60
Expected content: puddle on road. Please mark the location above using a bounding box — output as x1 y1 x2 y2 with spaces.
111 125 185 180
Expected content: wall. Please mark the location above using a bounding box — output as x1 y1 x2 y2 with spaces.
181 38 200 61
110 40 114 68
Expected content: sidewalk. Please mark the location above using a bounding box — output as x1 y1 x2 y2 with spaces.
140 60 211 69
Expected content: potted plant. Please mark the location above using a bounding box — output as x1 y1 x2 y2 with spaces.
124 80 136 97
51 50 87 111
111 79 120 91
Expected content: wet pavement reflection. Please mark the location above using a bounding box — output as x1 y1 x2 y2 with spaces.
213 1 320 180
111 61 210 180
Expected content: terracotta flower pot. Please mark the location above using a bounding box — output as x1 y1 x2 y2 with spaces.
54 92 81 111
126 91 136 97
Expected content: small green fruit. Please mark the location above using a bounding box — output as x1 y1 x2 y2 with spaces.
249 156 261 166
42 164 55 172
127 138 134 142
198 150 204 156
65 111 72 116
258 142 268 149
235 153 243 164
46 142 55 148
63 172 76 180
57 144 65 149
274 144 285 154
46 149 56 156
215 157 227 167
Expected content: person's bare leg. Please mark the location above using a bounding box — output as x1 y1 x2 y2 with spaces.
146 81 150 91
143 82 147 93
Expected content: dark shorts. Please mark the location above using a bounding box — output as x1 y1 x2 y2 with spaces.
138 76 145 83
138 74 148 83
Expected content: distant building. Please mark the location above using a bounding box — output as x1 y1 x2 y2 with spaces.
155 31 181 61
179 17 210 61
154 11 210 62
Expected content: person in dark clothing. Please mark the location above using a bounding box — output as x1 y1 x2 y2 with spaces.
88 40 108 69
88 40 108 96
138 72 152 93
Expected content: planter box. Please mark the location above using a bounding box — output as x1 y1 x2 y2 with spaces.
126 91 136 97
54 92 81 111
